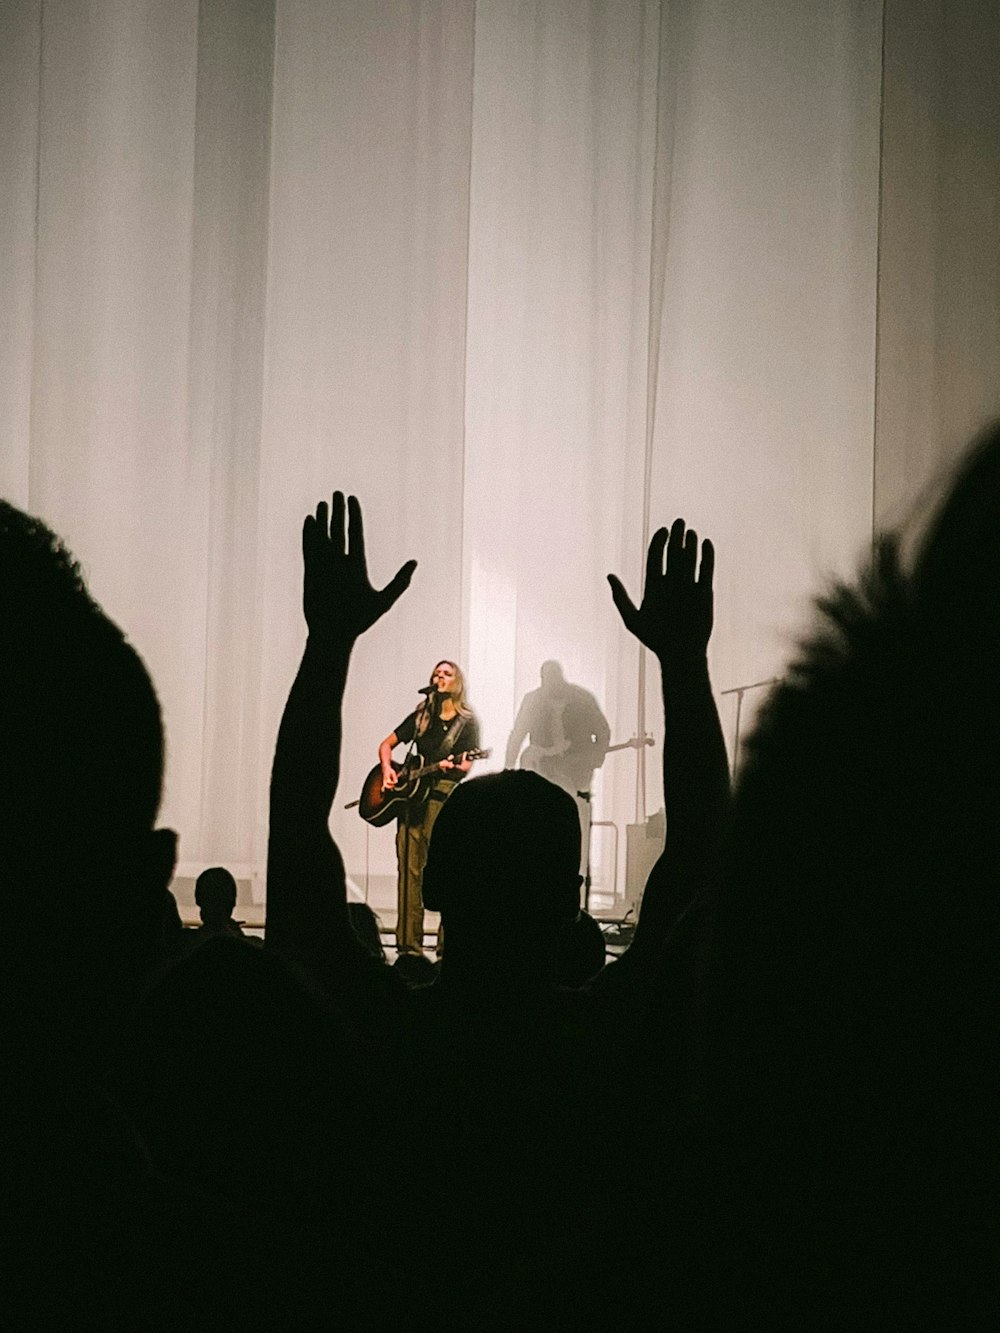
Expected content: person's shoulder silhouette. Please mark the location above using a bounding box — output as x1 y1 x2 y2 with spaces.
0 500 236 1325
0 499 175 1028
714 421 1000 1325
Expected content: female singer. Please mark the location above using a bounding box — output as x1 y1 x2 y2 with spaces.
378 661 480 957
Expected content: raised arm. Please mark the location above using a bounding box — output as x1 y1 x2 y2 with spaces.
608 518 729 956
266 492 416 966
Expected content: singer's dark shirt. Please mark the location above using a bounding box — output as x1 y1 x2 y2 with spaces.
394 708 480 766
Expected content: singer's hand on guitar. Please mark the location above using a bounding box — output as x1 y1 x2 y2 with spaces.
608 518 714 662
303 491 417 644
438 757 456 771
382 768 398 790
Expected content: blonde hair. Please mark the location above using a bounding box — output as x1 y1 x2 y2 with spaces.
416 660 473 735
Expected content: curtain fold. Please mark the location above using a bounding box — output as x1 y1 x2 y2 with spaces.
188 0 276 871
461 0 659 847
259 0 476 885
874 0 1000 533
0 0 41 506
642 0 882 795
23 0 208 850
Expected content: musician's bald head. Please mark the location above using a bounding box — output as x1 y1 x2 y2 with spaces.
539 660 565 688
422 770 580 925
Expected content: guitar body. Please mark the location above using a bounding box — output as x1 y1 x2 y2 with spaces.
356 747 491 827
358 760 429 827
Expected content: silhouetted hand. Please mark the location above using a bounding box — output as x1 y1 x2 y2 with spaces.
302 492 417 644
608 518 714 660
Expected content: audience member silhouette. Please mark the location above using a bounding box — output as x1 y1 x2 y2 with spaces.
707 421 1000 1325
186 858 258 943
0 500 397 1325
268 496 725 1000
348 899 388 961
391 950 438 985
0 501 234 1326
122 932 366 1206
556 909 607 988
191 865 254 942
5 408 996 1326
265 492 728 1318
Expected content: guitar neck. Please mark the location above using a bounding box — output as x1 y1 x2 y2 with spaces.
399 747 488 784
408 753 463 781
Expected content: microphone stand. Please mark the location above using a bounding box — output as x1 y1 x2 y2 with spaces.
399 727 419 956
577 786 594 912
718 676 780 779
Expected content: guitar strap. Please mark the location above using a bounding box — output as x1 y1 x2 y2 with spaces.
425 715 469 803
441 714 467 757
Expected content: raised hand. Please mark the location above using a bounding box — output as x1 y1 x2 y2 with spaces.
302 492 417 644
608 518 714 660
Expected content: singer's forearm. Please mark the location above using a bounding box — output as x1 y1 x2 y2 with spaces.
378 738 395 775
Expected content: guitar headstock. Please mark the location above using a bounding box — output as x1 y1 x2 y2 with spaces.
463 747 491 762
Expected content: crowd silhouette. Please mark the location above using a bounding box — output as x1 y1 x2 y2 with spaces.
2 424 997 1327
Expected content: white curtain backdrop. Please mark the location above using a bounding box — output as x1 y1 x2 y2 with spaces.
642 0 883 786
875 0 1000 531
2 0 995 904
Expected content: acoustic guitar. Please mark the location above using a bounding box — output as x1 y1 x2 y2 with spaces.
356 748 491 827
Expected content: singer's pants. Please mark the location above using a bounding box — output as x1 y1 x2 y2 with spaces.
395 787 451 955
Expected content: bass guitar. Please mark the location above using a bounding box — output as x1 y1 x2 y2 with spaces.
356 748 491 827
520 734 654 787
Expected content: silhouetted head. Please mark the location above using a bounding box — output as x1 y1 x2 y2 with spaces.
423 771 580 972
540 660 565 690
0 501 174 992
194 867 238 927
723 420 1000 1018
347 901 386 961
392 952 437 986
124 933 361 1202
556 910 606 989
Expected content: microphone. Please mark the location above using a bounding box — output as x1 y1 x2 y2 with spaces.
417 685 439 696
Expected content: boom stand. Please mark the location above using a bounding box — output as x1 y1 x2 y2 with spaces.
718 676 780 780
398 731 419 956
